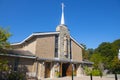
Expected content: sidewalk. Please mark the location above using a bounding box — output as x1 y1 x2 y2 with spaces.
40 75 120 80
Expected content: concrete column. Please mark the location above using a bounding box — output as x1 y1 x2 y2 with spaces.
38 62 45 79
50 62 58 78
50 62 54 78
54 62 60 78
37 62 40 79
76 64 84 76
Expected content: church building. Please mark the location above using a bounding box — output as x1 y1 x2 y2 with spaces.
0 3 92 79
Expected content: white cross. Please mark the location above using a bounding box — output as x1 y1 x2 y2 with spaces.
61 3 64 11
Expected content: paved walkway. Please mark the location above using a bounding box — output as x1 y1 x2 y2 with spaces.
40 75 120 80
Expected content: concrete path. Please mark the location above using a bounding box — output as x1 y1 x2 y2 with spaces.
40 75 120 80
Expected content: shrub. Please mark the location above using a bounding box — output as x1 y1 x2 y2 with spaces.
73 71 76 76
84 66 92 75
8 71 26 80
92 69 101 76
55 71 60 77
84 66 102 76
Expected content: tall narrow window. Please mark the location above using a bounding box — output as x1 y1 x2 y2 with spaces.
64 37 67 55
55 35 58 57
64 36 70 58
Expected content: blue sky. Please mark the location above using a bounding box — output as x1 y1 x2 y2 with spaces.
0 0 120 49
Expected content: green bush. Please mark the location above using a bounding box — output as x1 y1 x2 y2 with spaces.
73 71 76 76
55 71 60 77
84 66 102 76
91 69 101 76
84 66 92 75
8 71 26 80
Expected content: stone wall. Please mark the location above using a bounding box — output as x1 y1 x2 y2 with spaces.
56 24 70 60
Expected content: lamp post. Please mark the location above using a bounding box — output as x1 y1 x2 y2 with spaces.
70 39 73 80
70 50 73 80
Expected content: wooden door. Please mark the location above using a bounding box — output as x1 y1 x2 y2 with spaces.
62 63 72 76
66 63 72 76
45 62 51 78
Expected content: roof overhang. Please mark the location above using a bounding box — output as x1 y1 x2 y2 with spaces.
0 54 93 64
80 61 94 65
37 57 89 64
0 54 36 59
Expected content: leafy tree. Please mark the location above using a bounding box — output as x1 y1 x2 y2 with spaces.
90 39 120 73
111 56 120 73
0 27 11 79
81 44 88 60
95 42 114 69
0 27 11 53
90 53 103 69
87 48 94 59
81 44 94 60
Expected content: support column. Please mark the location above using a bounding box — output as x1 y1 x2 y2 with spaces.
50 62 54 78
38 62 45 79
76 64 84 76
53 62 60 78
37 62 40 79
49 62 59 78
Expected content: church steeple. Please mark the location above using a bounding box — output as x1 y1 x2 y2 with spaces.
56 3 68 31
60 3 65 25
56 3 70 59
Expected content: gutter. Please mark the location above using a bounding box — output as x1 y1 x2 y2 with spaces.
37 57 93 64
0 54 93 64
0 54 36 59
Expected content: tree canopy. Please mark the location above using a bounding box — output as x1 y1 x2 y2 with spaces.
0 27 11 53
84 39 120 73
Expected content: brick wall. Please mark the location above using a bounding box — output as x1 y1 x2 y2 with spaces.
36 35 55 59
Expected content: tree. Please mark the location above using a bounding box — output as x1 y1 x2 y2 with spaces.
0 27 11 79
95 42 114 69
0 27 11 53
111 56 120 73
90 39 120 73
81 44 94 60
90 53 103 69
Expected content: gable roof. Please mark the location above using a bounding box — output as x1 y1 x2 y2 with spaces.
11 32 84 49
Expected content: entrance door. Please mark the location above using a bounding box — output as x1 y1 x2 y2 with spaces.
45 62 51 78
62 63 72 76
